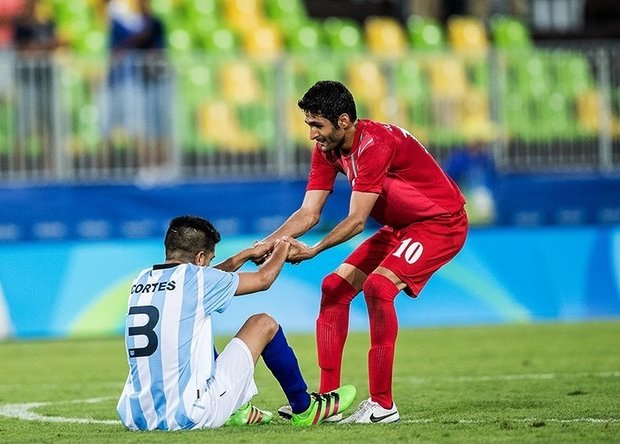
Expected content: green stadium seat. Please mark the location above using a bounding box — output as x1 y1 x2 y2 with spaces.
515 53 551 98
264 0 308 33
237 102 274 146
167 28 194 55
187 0 219 18
406 15 446 51
198 26 239 54
264 0 307 21
551 52 594 96
323 17 364 53
284 20 325 53
490 15 532 49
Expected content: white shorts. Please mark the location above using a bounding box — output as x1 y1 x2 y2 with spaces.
190 338 258 429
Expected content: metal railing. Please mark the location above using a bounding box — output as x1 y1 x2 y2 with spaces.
1 45 619 183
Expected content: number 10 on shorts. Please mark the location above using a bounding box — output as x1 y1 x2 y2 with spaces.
393 238 424 264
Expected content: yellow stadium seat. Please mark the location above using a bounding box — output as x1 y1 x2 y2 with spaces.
576 89 601 132
218 60 263 104
198 100 259 151
427 57 467 97
222 0 265 31
447 16 488 54
364 16 408 57
242 23 283 58
346 59 387 102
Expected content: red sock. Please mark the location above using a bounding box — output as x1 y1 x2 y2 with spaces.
316 273 358 393
363 273 399 409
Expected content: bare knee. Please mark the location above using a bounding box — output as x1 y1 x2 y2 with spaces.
235 313 279 363
245 313 279 338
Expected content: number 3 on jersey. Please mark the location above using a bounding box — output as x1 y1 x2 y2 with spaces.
128 305 160 358
393 238 424 264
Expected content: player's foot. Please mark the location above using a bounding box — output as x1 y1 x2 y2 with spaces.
290 384 356 427
339 398 399 424
277 405 342 422
225 402 273 426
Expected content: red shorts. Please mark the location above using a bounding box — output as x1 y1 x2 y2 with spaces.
344 208 468 297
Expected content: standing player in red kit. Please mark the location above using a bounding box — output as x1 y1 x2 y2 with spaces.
262 81 468 423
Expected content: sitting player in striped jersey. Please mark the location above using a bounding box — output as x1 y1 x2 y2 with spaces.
117 215 356 430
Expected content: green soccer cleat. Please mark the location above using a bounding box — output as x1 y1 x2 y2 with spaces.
225 402 273 426
291 384 356 427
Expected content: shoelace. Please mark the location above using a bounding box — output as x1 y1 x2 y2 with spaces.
347 399 374 421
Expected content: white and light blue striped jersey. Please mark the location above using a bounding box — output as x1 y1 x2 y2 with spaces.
116 262 239 430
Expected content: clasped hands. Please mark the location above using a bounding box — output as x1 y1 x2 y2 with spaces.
250 237 316 265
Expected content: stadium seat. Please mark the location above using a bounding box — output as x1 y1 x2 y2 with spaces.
187 0 219 18
264 0 307 21
406 15 446 51
284 21 325 53
395 58 428 101
490 15 532 49
347 58 388 102
514 53 551 98
427 56 467 98
364 16 408 57
576 89 601 133
223 0 265 31
197 100 251 150
264 0 308 32
395 58 432 137
198 25 239 54
447 16 489 54
218 60 263 104
242 22 283 58
426 56 469 142
323 17 364 53
167 28 194 55
551 52 594 96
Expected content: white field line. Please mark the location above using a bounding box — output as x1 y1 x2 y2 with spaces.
0 397 119 425
395 371 620 385
402 418 620 424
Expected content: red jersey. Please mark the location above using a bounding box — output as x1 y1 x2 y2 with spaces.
306 119 466 228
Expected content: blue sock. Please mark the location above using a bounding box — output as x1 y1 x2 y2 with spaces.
261 325 311 414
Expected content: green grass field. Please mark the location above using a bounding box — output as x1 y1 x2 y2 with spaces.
0 320 618 443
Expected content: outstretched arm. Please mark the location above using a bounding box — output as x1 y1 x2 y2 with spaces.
235 239 291 295
214 241 274 272
287 190 379 264
262 190 330 242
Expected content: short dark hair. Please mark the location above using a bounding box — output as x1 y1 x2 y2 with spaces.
164 215 221 262
297 80 357 127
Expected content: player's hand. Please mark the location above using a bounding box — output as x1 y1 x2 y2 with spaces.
249 240 274 263
283 236 316 265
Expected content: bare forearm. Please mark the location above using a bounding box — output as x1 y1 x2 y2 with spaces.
264 209 317 242
312 216 365 255
258 242 289 285
214 249 252 272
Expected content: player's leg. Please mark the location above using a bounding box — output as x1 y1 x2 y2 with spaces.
207 314 275 427
237 314 357 426
317 227 399 393
235 314 311 414
343 211 468 424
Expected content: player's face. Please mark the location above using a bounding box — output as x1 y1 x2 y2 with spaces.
304 113 345 152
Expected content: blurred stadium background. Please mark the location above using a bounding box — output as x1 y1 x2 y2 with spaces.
0 0 619 339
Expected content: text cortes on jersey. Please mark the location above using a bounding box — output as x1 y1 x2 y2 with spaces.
131 281 176 294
